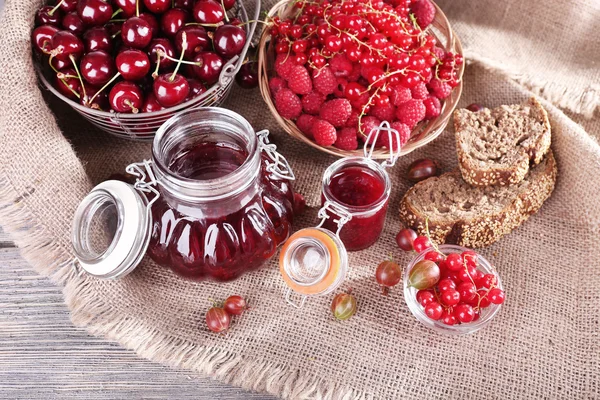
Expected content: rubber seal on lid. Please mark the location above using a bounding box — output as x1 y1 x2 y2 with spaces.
71 180 152 279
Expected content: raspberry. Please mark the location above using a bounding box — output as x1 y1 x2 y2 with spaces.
359 116 381 142
347 63 361 82
275 54 294 80
391 85 412 106
287 65 312 95
369 103 396 122
390 122 411 148
428 78 452 99
345 108 360 127
432 46 445 60
411 0 436 29
312 119 337 146
275 88 302 119
329 54 353 78
296 113 316 138
396 99 426 128
269 76 287 95
320 98 352 127
301 90 325 115
423 96 442 119
411 82 429 100
312 66 337 95
333 127 359 150
334 77 348 98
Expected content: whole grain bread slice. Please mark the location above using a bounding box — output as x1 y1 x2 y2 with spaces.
454 97 551 186
398 150 557 248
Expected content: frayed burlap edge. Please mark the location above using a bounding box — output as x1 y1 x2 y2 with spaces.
465 52 600 118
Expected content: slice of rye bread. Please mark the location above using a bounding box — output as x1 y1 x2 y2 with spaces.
454 97 551 186
398 150 557 248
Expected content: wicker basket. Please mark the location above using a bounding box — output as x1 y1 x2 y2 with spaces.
258 0 464 159
37 0 260 141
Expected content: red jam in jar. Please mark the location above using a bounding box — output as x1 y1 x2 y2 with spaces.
146 108 296 281
321 157 391 251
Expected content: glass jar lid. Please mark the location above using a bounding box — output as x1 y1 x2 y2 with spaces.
71 180 151 279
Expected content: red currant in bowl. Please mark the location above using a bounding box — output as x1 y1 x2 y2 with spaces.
403 245 504 335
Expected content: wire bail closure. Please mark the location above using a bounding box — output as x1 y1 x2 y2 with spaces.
257 130 296 181
125 160 161 211
363 121 402 168
285 289 307 309
316 200 353 236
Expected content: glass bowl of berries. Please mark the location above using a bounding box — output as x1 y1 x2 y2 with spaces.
403 243 505 335
258 0 464 158
32 0 260 140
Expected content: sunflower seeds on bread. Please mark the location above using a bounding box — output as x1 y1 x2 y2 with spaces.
398 150 557 248
454 97 551 186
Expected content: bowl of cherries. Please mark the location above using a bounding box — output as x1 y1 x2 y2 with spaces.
398 230 506 335
31 0 260 140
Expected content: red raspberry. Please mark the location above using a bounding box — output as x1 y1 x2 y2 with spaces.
347 63 361 82
320 98 352 127
296 113 316 138
396 99 426 128
432 46 445 60
333 127 359 150
312 66 337 95
424 96 442 119
329 54 353 78
312 119 337 146
390 121 411 148
275 88 302 119
287 65 312 95
275 54 294 80
359 116 382 142
391 85 412 106
269 76 287 95
411 82 429 100
428 78 452 99
301 90 325 115
345 108 360 127
369 103 396 122
334 77 348 98
411 0 436 29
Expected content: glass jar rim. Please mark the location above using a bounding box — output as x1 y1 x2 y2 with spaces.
322 157 392 216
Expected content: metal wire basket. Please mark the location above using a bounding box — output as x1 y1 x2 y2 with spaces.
37 0 261 141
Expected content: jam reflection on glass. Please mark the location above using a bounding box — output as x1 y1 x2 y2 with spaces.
322 165 388 251
147 141 295 281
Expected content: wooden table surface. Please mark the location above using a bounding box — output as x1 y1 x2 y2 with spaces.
0 227 275 399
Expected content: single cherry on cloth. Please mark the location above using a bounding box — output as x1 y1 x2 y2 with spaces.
235 61 258 89
61 12 85 36
193 0 225 24
109 81 144 113
50 30 84 63
116 49 150 81
175 26 209 59
76 0 113 26
160 8 189 37
54 68 81 99
148 38 176 71
83 26 112 52
213 24 246 59
35 5 63 26
32 25 59 54
144 0 171 14
153 73 190 107
80 50 116 85
121 17 153 49
114 0 137 17
189 51 223 84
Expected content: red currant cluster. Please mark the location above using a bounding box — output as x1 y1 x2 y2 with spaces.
398 229 506 326
267 0 462 151
32 0 254 114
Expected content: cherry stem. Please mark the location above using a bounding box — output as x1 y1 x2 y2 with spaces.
110 18 126 22
158 50 200 66
69 54 87 99
152 53 162 78
220 0 229 22
111 30 121 39
236 19 270 27
185 22 223 28
111 8 122 18
170 32 187 81
48 0 64 16
47 53 61 74
135 0 139 17
125 99 139 113
59 77 81 99
89 72 121 104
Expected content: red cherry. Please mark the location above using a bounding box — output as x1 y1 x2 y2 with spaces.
148 38 176 71
61 12 85 36
105 21 123 37
142 92 166 113
235 61 258 89
213 24 247 59
59 0 78 13
153 73 190 107
32 25 59 54
80 84 108 110
454 304 475 323
139 13 159 37
424 301 443 320
116 49 150 81
174 0 194 10
445 253 464 272
221 0 236 10
113 0 137 17
190 51 223 84
83 26 112 52
122 17 153 49
161 8 189 37
76 0 112 26
193 0 225 24
176 26 209 59
143 0 171 14
50 30 84 63
109 81 144 113
54 68 80 99
185 78 206 100
36 5 63 26
81 50 116 85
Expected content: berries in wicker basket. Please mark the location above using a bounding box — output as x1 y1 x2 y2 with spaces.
265 0 463 151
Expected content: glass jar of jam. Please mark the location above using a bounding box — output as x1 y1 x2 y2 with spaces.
71 107 296 281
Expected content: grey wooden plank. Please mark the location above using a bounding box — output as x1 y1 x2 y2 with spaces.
0 246 276 399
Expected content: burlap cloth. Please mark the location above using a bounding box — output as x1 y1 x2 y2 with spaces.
1 0 599 398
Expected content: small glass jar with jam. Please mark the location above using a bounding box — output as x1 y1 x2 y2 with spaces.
71 107 296 281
